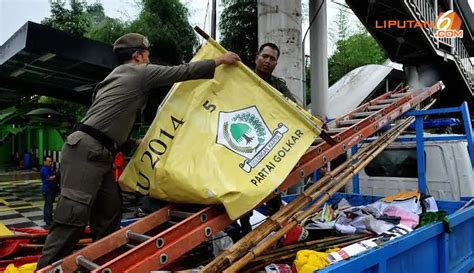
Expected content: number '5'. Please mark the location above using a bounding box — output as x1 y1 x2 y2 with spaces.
203 100 216 112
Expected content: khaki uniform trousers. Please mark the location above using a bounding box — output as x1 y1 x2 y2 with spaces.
37 131 122 269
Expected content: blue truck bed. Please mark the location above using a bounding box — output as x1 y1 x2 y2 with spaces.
302 193 474 273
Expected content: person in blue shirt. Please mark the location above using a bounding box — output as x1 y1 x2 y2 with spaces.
40 155 58 226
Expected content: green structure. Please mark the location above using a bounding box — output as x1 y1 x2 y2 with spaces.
0 104 70 169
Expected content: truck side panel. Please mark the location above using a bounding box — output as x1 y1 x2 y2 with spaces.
318 196 474 273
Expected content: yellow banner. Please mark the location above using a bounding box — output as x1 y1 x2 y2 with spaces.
119 39 323 220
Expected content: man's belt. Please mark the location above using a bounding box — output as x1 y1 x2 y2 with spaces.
73 123 118 155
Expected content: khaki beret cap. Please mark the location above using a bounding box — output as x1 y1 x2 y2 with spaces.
113 33 150 54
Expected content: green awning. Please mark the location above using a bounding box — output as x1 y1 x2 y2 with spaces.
0 107 16 125
0 126 25 142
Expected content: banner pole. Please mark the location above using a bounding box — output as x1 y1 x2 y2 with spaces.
194 26 210 40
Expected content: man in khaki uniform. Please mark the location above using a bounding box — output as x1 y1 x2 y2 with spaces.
254 42 298 103
238 43 297 237
37 33 240 269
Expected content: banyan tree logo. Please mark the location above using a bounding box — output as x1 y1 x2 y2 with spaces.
216 106 288 173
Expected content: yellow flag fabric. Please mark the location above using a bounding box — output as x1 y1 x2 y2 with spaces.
294 248 338 273
0 223 13 236
4 263 36 273
119 38 322 220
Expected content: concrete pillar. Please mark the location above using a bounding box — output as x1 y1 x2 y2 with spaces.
310 0 329 119
258 0 304 104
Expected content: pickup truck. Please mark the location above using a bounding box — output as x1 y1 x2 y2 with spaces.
346 135 474 201
327 106 474 272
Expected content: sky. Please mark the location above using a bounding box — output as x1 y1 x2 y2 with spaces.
0 0 351 50
0 0 216 45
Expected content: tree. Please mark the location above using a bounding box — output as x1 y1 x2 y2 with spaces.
43 0 197 64
85 2 107 26
129 0 197 64
327 8 385 85
42 1 128 45
39 0 198 123
40 1 116 122
83 3 130 45
333 9 350 74
219 0 258 67
41 0 90 36
328 8 352 53
328 31 386 85
86 17 130 44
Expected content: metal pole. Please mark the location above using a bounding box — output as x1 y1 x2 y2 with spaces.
460 102 474 170
415 116 426 194
351 146 360 194
211 0 217 39
302 53 308 107
310 0 328 119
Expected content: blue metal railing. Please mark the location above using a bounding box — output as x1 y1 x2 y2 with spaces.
352 102 474 196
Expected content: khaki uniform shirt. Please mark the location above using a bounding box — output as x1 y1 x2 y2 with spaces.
261 74 297 103
82 60 216 146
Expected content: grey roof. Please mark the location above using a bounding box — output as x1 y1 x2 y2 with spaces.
0 21 118 107
327 63 397 119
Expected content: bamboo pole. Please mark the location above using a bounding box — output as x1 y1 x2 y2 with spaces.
263 236 342 255
222 115 419 272
19 244 44 250
0 233 47 240
206 98 435 272
201 118 405 272
0 233 93 241
243 234 373 272
18 242 91 251
15 238 92 250
202 119 406 272
252 234 369 262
